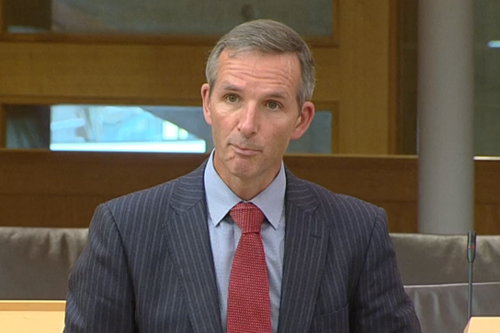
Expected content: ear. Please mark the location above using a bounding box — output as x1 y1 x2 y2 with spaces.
201 83 212 126
290 101 315 140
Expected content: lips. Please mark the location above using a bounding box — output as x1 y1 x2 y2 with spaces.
231 144 260 156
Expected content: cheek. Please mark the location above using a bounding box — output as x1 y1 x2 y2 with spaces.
210 116 233 144
267 126 293 149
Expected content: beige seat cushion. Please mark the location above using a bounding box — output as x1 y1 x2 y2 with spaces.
0 227 88 300
391 233 500 285
405 282 500 333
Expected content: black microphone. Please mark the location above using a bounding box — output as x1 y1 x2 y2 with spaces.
467 231 476 321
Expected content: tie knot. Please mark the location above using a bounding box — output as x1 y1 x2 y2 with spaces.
229 202 265 234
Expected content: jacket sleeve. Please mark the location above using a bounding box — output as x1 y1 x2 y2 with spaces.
350 208 422 333
64 203 136 333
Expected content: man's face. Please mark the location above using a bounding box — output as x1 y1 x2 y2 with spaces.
201 50 315 194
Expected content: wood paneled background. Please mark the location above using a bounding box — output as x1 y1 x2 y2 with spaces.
1 1 499 234
3 152 418 230
1 151 500 235
0 0 395 154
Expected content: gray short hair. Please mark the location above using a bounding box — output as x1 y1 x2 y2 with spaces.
205 19 315 107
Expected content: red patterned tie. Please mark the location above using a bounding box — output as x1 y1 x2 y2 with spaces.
227 202 272 333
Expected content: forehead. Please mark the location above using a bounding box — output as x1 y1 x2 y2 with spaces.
215 50 301 92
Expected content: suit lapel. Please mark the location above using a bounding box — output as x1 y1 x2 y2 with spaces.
162 163 223 333
278 170 330 333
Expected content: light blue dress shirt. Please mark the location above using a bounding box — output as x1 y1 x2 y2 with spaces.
204 152 286 333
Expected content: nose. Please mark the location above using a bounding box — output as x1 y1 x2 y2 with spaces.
238 103 259 137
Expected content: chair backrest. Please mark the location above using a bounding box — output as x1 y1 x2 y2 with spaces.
405 282 500 333
0 227 88 300
391 233 500 285
391 233 500 333
2 227 500 333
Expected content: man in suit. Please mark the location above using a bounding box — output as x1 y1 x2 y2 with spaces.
64 19 421 332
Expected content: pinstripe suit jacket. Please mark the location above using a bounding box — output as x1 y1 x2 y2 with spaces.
64 162 421 333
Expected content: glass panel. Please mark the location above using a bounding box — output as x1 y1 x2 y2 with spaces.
474 1 500 156
5 106 51 149
287 111 332 154
398 0 500 156
50 105 207 153
6 0 333 37
5 105 333 154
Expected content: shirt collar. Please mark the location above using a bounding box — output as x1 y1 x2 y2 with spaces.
204 150 286 230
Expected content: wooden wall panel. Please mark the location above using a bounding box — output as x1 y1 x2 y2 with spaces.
312 48 340 103
0 151 208 196
284 155 417 202
476 159 500 203
2 151 500 234
0 43 208 103
388 0 400 154
0 0 398 155
475 205 500 235
0 42 339 105
0 105 5 147
0 195 110 228
1 151 420 229
397 0 418 154
338 0 392 154
373 202 418 233
475 160 500 234
0 0 5 33
4 0 51 30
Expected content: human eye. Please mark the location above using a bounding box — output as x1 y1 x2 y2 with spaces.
267 101 282 110
225 94 240 103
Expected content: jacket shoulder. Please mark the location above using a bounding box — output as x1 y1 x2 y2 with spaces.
289 175 381 218
98 162 206 223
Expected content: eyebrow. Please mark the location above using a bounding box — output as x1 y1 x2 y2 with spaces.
265 92 288 100
219 82 243 93
219 82 289 100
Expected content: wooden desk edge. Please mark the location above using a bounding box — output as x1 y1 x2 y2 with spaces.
0 301 66 311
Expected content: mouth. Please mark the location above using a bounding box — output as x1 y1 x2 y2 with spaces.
231 144 260 156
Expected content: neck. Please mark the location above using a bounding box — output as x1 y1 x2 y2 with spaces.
211 151 282 200
212 161 280 201
226 176 272 201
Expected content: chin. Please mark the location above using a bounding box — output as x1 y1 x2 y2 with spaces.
228 164 255 178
